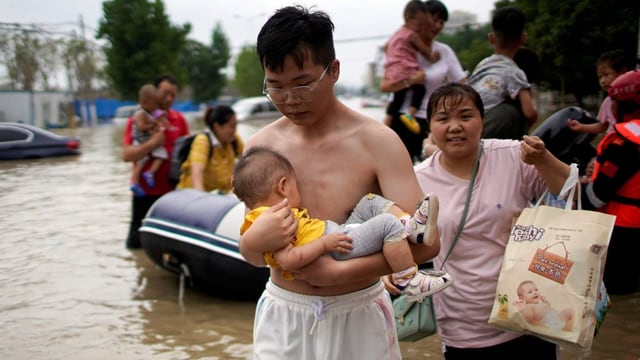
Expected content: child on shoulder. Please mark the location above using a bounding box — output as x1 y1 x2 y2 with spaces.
568 49 634 135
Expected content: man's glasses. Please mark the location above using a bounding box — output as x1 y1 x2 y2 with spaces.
263 64 330 105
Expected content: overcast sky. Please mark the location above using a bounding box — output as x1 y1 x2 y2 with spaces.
1 0 496 87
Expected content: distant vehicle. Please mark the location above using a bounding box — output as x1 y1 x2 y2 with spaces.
0 123 81 160
232 96 281 122
112 105 139 126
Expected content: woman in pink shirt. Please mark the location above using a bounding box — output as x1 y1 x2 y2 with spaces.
409 82 570 358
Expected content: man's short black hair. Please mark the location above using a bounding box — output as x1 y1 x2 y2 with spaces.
257 5 336 71
154 74 178 88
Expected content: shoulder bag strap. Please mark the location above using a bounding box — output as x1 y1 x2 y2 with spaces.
439 142 482 269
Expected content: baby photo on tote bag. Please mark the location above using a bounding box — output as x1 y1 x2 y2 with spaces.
489 181 615 350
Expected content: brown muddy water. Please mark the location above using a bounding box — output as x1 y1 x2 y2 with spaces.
0 98 638 359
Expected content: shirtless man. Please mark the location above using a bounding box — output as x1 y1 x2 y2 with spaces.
239 5 440 359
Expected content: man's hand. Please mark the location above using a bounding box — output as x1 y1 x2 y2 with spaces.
149 127 166 148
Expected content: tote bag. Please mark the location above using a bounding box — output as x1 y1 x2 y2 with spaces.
488 185 615 349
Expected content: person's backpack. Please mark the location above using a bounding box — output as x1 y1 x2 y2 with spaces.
168 132 240 185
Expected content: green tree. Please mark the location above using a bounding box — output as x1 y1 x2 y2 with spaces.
234 45 264 97
62 36 99 97
439 23 492 73
179 23 230 103
0 31 62 91
97 0 191 100
514 0 639 103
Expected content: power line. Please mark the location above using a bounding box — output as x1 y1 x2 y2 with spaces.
335 35 389 43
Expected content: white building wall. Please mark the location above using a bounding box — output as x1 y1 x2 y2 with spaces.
0 91 74 127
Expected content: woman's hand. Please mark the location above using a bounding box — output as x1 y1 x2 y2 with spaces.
520 135 547 165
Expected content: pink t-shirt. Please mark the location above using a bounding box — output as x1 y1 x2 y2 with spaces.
414 139 546 348
597 96 616 133
384 26 420 83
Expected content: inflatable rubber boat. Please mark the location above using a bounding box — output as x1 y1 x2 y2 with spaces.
139 189 269 301
531 106 598 174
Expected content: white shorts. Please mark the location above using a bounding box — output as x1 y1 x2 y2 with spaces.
253 280 401 360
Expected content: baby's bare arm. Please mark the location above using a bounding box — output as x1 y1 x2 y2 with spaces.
272 233 352 271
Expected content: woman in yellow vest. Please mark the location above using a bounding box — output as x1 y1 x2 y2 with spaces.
177 105 243 193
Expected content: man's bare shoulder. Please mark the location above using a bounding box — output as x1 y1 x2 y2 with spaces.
244 116 290 150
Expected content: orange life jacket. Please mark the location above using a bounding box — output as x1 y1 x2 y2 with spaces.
592 119 640 227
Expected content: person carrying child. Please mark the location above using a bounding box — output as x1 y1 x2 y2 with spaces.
581 69 640 295
233 146 451 303
568 49 635 136
383 0 441 134
130 84 167 197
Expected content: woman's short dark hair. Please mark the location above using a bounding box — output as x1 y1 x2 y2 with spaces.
204 105 235 129
427 82 485 122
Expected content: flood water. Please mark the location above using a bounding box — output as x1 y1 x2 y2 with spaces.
0 98 638 359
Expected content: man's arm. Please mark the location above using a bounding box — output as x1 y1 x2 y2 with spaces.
121 116 166 162
380 70 425 93
291 243 439 287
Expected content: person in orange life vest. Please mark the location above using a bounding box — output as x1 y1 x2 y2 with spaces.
582 69 640 295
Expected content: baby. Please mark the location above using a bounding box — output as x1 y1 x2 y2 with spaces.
233 146 452 303
515 280 574 332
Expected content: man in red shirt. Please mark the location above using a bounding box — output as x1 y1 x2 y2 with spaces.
122 75 190 248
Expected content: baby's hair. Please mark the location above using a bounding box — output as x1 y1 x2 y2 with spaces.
404 0 426 21
232 146 295 208
138 83 157 102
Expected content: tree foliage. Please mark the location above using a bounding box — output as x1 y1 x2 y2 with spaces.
62 37 99 97
438 0 639 103
513 0 638 102
439 24 492 74
178 23 230 103
0 31 62 90
234 45 264 97
97 0 191 100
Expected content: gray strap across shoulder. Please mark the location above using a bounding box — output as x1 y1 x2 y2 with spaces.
439 142 482 269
